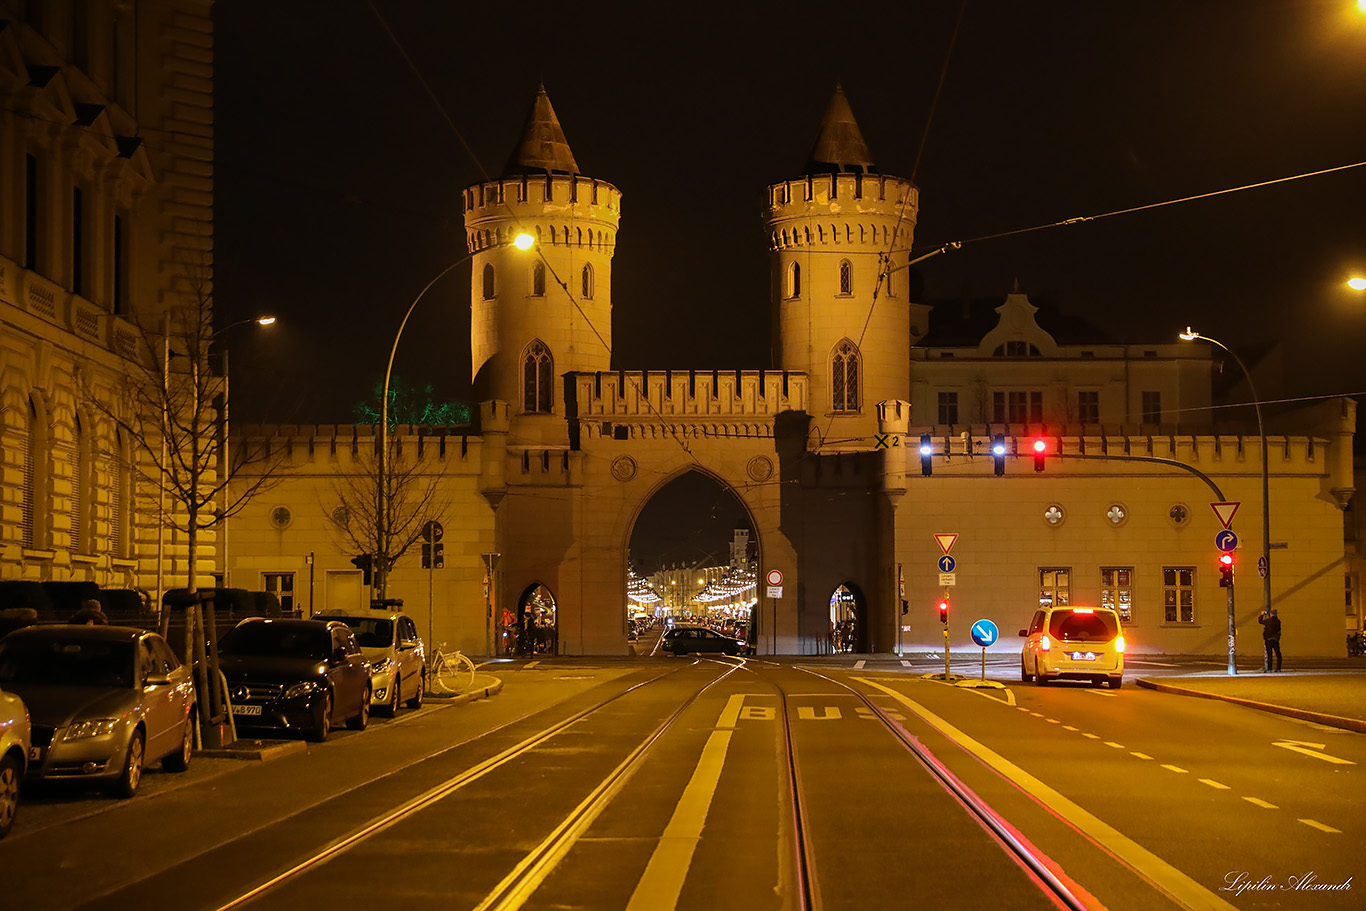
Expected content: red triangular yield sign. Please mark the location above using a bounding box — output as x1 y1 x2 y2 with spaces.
935 533 959 554
1210 502 1240 529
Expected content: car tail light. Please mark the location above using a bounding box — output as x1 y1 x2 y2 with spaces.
1071 608 1094 613
1039 634 1051 651
1115 636 1125 653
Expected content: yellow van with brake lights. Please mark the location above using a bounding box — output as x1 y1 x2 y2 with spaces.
1019 605 1125 689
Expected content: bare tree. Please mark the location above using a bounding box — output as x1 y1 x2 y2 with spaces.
328 434 449 597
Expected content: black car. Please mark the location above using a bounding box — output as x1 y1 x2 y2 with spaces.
218 619 371 742
661 626 747 657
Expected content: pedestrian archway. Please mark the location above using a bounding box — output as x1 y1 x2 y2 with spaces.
517 583 557 656
828 582 865 653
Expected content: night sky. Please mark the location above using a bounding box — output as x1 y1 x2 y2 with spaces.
212 2 1366 567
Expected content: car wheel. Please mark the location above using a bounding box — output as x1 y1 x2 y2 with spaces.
1033 669 1049 686
380 678 400 718
1109 676 1124 689
308 692 333 743
112 729 145 799
163 710 194 772
0 753 20 838
1020 661 1033 683
405 672 424 709
347 686 371 730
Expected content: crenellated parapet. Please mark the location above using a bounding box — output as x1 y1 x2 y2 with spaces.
764 172 917 252
568 369 808 425
233 424 483 471
464 175 621 254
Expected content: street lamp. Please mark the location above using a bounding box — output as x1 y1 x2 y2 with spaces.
1348 276 1366 291
1180 327 1271 675
376 235 535 599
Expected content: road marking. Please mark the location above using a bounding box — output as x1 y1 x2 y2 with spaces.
1242 797 1277 809
716 694 746 729
1125 659 1178 667
1298 819 1341 834
796 706 842 720
1045 718 1061 724
1062 725 1078 731
1271 740 1356 765
1030 712 1044 717
1161 764 1189 774
900 660 912 667
854 678 1242 911
1084 690 1117 698
853 659 867 669
1104 741 1125 749
1198 779 1229 790
855 705 905 721
1082 733 1100 739
523 661 540 669
1130 752 1153 760
1017 706 1030 712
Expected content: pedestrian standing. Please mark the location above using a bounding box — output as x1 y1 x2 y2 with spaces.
1258 608 1282 672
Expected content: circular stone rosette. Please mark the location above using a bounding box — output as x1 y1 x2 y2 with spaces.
610 456 638 482
747 456 774 482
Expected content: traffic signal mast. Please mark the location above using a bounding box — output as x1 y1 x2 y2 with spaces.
1032 437 1047 472
1219 552 1234 587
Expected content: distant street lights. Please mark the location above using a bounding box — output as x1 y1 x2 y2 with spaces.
1180 327 1272 675
375 234 535 599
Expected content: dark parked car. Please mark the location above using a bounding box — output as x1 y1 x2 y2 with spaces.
0 626 196 798
661 626 748 657
219 619 371 742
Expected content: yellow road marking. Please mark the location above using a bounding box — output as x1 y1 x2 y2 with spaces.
1271 740 1356 765
1161 765 1189 774
1130 752 1153 760
1063 725 1079 731
1082 733 1100 739
1198 779 1229 790
523 661 540 669
1045 718 1061 724
1242 797 1277 809
1104 741 1125 749
716 693 746 729
853 678 1241 911
1298 819 1341 834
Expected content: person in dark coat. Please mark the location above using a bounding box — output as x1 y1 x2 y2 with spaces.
70 599 109 626
1258 608 1282 672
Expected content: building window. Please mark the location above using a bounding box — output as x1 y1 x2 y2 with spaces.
1077 390 1099 424
263 572 295 614
937 391 959 425
111 427 131 558
523 341 553 413
1101 567 1133 622
787 262 801 299
838 259 852 296
1163 567 1195 623
23 396 49 549
831 340 860 412
1141 391 1162 424
482 263 495 300
993 391 1042 424
1039 567 1071 608
993 341 1042 357
531 260 545 296
581 264 594 299
71 412 94 553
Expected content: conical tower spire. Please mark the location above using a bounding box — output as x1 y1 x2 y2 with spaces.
803 84 877 175
503 84 580 177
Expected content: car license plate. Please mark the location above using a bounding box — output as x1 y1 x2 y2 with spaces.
231 704 262 716
28 746 43 762
1070 651 1097 661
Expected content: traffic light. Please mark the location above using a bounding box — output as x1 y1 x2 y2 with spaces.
991 434 1006 476
920 434 933 477
938 598 949 624
1032 437 1047 472
421 542 432 569
350 554 373 585
1219 552 1234 587
433 541 444 569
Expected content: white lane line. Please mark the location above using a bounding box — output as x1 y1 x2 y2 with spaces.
1243 797 1278 809
854 678 1242 911
1130 752 1153 760
853 659 867 669
1299 819 1341 834
900 660 912 667
1104 741 1126 749
1084 690 1117 698
1199 779 1230 790
1161 764 1189 774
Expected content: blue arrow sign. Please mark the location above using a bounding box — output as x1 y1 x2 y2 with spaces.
970 619 999 647
1215 529 1239 553
938 554 957 573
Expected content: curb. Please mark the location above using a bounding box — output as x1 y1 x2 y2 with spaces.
195 739 308 761
427 674 504 704
1135 677 1366 734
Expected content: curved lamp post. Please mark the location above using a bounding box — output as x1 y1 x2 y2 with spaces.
1180 327 1271 675
376 234 535 600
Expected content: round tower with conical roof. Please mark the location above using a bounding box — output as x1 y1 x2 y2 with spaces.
464 86 621 440
763 87 922 447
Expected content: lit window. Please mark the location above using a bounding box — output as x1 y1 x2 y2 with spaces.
263 572 295 614
787 262 801 299
831 340 860 412
1039 568 1071 607
1163 567 1195 623
523 341 553 413
1101 567 1133 622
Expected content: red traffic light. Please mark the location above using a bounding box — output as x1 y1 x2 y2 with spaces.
1219 553 1234 566
1032 437 1047 472
937 600 949 623
1219 552 1234 587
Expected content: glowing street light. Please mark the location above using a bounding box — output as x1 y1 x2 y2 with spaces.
1348 276 1366 291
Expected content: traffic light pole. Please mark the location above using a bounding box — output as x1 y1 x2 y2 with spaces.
943 590 951 680
1226 580 1237 676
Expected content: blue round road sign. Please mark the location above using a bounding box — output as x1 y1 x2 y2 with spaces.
1215 529 1238 553
970 619 999 647
938 554 957 573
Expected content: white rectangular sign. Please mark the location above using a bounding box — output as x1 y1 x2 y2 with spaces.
939 573 957 586
767 585 783 598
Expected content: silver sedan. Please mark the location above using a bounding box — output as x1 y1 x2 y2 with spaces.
0 625 196 797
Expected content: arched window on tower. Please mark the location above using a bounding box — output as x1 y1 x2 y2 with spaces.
482 263 495 300
581 264 595 299
831 340 861 412
838 259 853 296
531 260 545 297
787 262 801 299
523 341 554 413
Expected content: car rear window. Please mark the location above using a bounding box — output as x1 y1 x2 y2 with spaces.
220 623 329 659
1048 610 1119 642
0 637 134 688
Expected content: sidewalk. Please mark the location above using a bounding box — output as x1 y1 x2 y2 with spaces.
1135 670 1366 733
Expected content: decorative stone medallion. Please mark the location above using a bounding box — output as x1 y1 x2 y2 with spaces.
610 456 637 482
747 456 774 482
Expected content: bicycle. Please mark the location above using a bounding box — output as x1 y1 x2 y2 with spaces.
427 643 477 695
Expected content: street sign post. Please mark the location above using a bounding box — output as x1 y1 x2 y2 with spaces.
935 533 959 554
937 555 957 573
970 619 999 680
1215 530 1239 553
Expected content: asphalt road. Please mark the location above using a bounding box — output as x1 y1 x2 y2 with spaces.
2 656 1360 910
